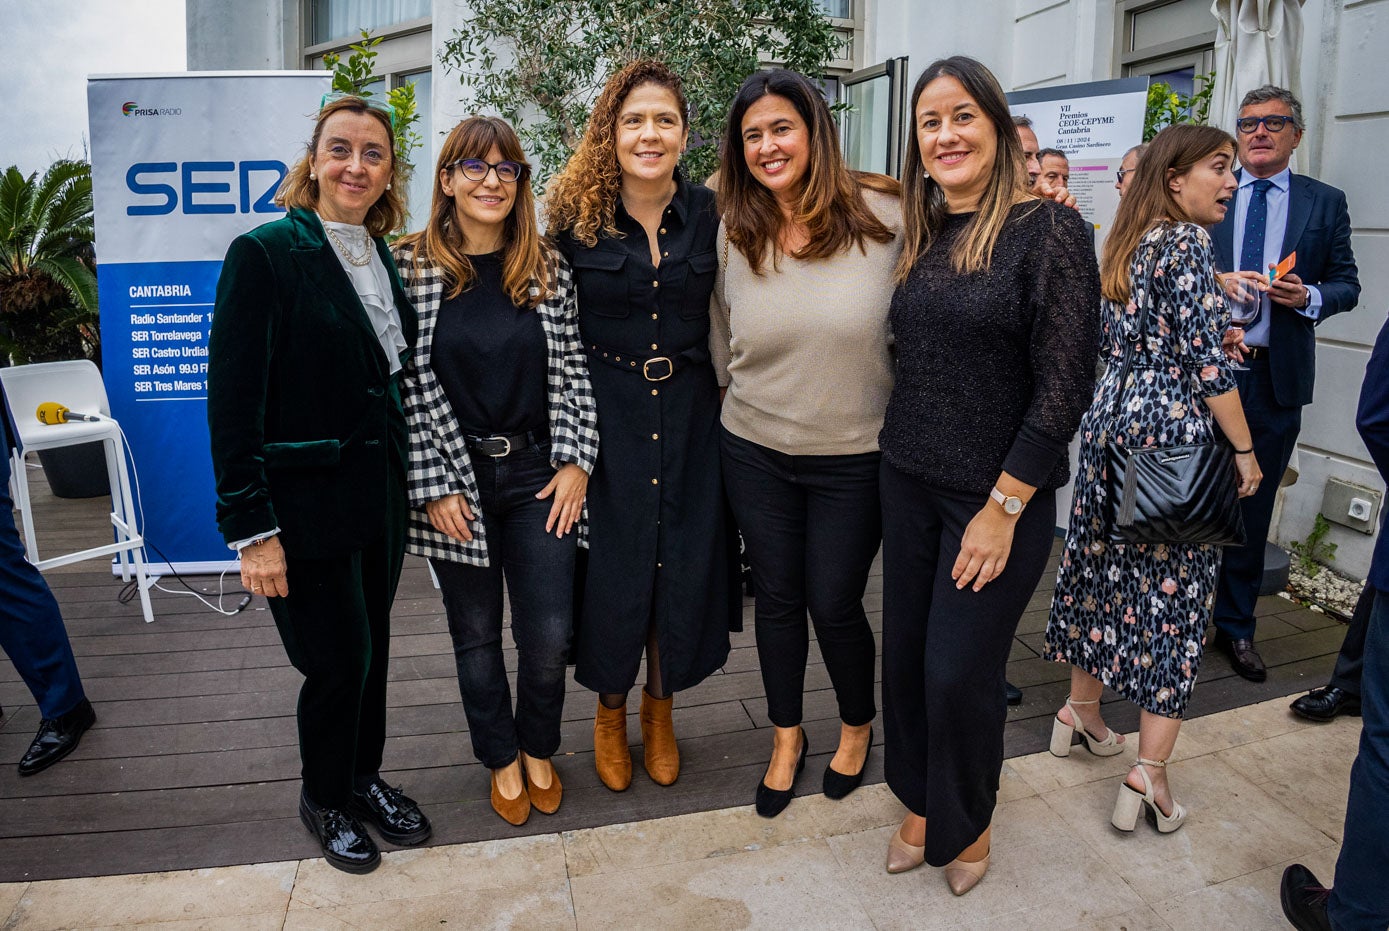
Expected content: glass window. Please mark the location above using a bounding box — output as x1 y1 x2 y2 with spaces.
818 0 851 18
400 69 433 230
310 0 430 45
842 73 890 174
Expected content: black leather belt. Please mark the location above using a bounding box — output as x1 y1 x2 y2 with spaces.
587 343 708 382
465 429 548 458
1243 346 1269 361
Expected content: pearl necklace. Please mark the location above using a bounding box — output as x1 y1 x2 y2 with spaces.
325 225 373 267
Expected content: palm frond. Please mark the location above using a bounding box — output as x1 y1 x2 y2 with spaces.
34 254 98 316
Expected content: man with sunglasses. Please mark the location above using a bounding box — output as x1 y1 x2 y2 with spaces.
1211 84 1361 682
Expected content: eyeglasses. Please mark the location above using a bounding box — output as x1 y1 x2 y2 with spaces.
1115 168 1133 183
449 158 527 184
319 92 397 130
1235 115 1295 134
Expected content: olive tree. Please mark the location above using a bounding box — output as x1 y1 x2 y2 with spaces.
439 0 842 184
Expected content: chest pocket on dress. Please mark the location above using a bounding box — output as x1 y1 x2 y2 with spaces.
570 249 632 318
680 250 718 321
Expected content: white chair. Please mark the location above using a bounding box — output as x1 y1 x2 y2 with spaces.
0 360 156 623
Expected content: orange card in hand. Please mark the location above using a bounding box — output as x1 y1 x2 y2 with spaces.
1270 252 1297 281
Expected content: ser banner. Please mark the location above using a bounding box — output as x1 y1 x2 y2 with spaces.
1008 77 1148 247
88 72 330 573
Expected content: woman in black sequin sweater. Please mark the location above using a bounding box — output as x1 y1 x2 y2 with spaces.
877 56 1101 895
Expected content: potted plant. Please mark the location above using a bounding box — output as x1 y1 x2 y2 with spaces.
0 159 108 498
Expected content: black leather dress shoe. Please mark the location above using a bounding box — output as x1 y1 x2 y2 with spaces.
299 791 380 874
349 779 432 845
823 726 872 800
756 729 808 818
19 698 95 776
1291 686 1361 722
1280 863 1333 931
1005 681 1023 705
1214 632 1267 682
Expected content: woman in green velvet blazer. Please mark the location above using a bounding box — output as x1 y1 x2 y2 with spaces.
207 95 426 875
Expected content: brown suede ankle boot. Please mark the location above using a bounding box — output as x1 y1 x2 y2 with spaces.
640 690 680 786
593 699 632 791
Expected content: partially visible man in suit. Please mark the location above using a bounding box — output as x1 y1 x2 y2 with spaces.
0 405 96 775
1032 147 1070 198
1212 84 1362 681
1281 317 1389 931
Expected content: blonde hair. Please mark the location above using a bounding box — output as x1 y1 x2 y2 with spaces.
276 95 406 238
896 57 1032 282
545 60 688 245
396 116 553 307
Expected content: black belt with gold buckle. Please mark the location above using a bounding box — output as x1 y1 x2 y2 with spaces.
1244 346 1269 361
587 343 706 382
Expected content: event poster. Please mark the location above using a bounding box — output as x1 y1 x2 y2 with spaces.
87 72 330 573
1008 77 1148 245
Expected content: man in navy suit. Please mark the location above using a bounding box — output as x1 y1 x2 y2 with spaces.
1212 84 1361 681
1 404 95 775
1282 318 1389 931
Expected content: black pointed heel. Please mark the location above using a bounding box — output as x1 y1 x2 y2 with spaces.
755 728 808 818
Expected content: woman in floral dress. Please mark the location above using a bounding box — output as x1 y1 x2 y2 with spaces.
1045 124 1262 835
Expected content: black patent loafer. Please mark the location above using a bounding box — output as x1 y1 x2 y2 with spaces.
349 779 432 846
1280 864 1333 931
755 729 808 818
19 698 95 776
1290 686 1361 722
1005 681 1023 706
300 791 380 874
823 726 872 800
1214 632 1267 682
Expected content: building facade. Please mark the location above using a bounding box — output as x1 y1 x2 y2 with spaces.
186 0 1387 578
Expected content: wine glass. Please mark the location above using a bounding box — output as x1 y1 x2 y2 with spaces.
1221 271 1263 371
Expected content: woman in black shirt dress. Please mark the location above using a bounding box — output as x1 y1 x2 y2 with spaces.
547 60 738 792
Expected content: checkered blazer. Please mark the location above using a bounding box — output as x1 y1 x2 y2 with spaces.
392 240 599 566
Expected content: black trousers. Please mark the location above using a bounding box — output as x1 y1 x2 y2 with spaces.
1214 359 1302 640
721 429 880 729
880 460 1056 867
268 487 406 810
1330 584 1374 696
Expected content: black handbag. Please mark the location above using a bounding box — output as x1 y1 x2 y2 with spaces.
1105 244 1246 547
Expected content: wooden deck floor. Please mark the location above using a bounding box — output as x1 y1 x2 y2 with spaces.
0 456 1347 882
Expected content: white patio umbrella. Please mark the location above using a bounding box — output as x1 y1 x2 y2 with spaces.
1208 0 1305 134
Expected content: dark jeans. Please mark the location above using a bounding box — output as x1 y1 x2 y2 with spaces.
1214 360 1302 640
431 444 575 769
880 460 1056 867
721 428 880 729
1329 588 1389 930
0 448 86 719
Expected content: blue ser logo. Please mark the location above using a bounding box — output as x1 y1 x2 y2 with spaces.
126 161 287 216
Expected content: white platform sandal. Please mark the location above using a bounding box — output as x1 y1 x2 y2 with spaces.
1049 698 1126 758
1111 758 1187 833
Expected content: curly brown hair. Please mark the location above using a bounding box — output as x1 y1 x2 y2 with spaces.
545 60 688 246
277 95 406 238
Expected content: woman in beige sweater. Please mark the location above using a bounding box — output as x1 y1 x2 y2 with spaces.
711 68 901 818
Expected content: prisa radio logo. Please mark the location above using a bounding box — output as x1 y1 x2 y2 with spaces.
122 101 182 117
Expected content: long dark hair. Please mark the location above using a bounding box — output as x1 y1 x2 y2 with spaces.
1100 124 1235 302
396 116 551 307
717 68 896 274
896 56 1030 282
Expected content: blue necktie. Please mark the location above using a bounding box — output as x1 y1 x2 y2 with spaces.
1240 178 1273 273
